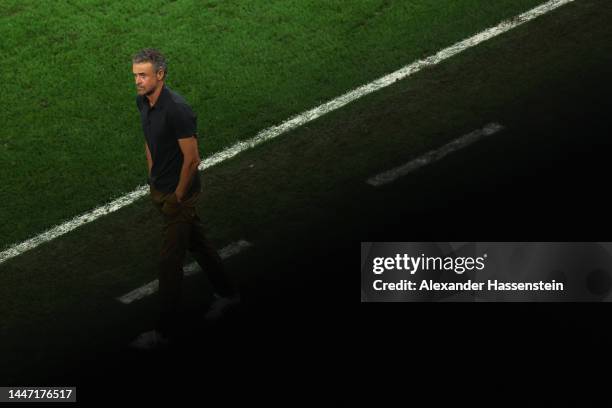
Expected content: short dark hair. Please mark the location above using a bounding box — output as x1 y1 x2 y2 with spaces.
132 48 168 80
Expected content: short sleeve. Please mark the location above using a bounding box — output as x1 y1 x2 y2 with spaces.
171 103 197 139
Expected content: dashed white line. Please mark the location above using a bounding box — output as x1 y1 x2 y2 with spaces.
116 240 251 304
366 123 505 186
0 0 574 265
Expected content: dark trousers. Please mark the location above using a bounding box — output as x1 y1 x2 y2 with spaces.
150 185 236 337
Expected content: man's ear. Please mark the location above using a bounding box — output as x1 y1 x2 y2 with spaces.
157 70 165 81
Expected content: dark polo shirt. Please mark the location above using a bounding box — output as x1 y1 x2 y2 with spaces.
136 83 202 195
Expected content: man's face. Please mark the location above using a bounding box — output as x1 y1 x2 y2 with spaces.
132 62 162 96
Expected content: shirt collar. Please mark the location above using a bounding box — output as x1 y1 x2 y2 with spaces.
146 83 169 110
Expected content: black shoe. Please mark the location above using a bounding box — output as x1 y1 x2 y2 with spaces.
129 330 170 350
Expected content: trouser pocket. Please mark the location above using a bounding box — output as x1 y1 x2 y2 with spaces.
150 186 198 221
161 194 181 217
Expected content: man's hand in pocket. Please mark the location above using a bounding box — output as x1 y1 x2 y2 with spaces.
161 193 181 217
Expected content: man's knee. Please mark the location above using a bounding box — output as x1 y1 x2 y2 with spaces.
159 252 182 270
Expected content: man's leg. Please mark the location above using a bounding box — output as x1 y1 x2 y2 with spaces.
130 188 192 349
157 218 192 337
189 213 237 297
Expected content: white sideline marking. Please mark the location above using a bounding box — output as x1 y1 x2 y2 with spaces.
0 0 574 265
366 123 504 186
116 239 251 304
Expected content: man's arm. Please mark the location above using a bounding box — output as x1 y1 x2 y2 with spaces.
175 136 201 202
145 142 153 177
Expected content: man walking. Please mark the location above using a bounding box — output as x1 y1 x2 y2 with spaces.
129 48 239 350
